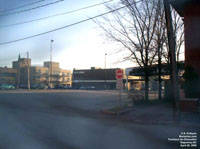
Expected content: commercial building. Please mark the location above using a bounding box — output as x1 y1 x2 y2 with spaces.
12 56 31 87
72 67 123 90
0 56 72 88
0 67 17 85
30 66 49 85
125 62 185 94
61 69 72 87
43 61 71 87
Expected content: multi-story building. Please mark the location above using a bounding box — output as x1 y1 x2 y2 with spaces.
10 56 72 88
0 67 17 85
30 66 49 85
12 56 31 87
61 69 72 87
12 57 31 69
43 61 71 87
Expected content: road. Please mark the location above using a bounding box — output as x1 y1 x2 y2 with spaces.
0 90 198 149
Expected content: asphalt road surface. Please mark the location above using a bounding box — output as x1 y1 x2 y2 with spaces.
0 90 198 149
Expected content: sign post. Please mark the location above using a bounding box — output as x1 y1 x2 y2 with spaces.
116 69 124 106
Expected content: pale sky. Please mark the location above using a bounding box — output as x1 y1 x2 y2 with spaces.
0 0 134 70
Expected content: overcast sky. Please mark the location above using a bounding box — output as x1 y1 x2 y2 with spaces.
0 0 134 70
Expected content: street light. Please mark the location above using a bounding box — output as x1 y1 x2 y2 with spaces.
50 40 54 62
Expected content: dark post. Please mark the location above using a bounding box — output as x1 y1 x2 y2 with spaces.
164 0 180 120
17 54 20 89
50 40 54 88
104 53 107 90
27 52 30 90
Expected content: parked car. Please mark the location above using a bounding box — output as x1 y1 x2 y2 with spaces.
19 84 28 89
31 84 48 89
80 86 87 90
48 84 55 89
37 84 48 89
31 84 38 89
0 84 15 90
87 86 96 90
63 85 72 89
55 85 65 89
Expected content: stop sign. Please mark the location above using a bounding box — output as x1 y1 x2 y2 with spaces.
116 69 123 79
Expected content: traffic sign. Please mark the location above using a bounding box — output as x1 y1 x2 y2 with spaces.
116 69 123 90
116 69 123 79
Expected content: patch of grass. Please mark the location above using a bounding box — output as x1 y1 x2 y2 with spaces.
107 104 133 113
133 99 171 107
109 106 124 112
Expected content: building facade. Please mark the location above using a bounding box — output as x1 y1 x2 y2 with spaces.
0 56 72 88
43 61 71 87
61 69 72 87
12 57 31 88
30 66 49 86
0 67 17 85
72 67 122 90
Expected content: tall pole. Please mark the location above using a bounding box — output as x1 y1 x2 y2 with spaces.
27 52 30 90
17 54 20 89
50 40 54 87
104 53 107 90
164 0 180 120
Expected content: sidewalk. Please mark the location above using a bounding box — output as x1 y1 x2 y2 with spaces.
103 102 200 127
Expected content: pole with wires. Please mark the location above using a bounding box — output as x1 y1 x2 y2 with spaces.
50 40 54 87
163 0 180 122
27 52 30 90
104 53 107 90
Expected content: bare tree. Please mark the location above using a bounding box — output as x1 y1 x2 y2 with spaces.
153 0 166 100
162 8 184 64
95 0 162 100
95 0 184 101
154 3 184 100
172 9 184 62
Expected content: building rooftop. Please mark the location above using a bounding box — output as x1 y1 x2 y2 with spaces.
0 67 17 73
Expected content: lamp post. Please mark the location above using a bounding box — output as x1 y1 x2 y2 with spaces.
104 53 107 90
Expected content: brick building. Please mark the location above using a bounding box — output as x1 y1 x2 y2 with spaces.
72 67 123 90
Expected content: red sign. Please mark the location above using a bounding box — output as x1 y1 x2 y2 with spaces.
116 69 123 79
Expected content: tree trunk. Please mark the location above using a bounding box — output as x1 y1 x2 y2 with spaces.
158 48 162 100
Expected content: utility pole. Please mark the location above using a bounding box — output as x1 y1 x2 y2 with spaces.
17 54 20 89
50 40 54 88
104 53 107 90
27 52 30 90
164 0 180 121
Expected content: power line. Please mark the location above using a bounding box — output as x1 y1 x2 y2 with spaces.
0 0 114 28
0 0 64 17
0 1 142 46
0 0 46 13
